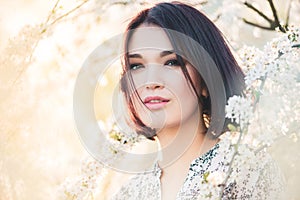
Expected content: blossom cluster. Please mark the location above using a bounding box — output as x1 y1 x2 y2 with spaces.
58 158 105 200
59 120 144 199
230 27 300 146
205 27 299 198
225 95 253 129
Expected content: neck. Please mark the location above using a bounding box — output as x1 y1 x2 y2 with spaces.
155 112 218 168
156 117 206 149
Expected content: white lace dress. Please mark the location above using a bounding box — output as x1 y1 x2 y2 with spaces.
111 138 285 200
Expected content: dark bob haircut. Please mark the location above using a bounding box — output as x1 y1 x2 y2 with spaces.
120 2 245 139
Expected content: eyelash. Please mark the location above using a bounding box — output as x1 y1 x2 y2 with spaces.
164 59 180 67
129 59 180 70
129 63 143 70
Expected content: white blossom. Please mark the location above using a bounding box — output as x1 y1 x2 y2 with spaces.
237 46 263 73
196 182 221 200
225 95 253 129
58 158 107 200
206 171 226 187
244 63 267 88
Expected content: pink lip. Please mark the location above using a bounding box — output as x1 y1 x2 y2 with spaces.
143 96 170 110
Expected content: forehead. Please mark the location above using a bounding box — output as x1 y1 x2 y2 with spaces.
128 25 173 53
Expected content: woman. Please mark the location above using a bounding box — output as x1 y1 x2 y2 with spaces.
111 2 283 199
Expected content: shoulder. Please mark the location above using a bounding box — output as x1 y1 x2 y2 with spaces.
188 137 285 199
220 139 286 200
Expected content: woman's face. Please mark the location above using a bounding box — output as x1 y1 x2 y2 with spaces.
127 25 202 130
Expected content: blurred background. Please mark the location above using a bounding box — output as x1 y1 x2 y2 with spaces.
0 0 299 199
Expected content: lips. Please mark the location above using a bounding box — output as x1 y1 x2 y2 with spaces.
143 96 170 110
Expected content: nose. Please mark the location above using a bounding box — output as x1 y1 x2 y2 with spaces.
146 82 164 90
144 64 164 90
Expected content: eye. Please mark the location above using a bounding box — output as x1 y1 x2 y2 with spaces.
164 59 180 67
130 63 144 70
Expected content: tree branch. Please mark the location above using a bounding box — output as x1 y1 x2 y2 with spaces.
190 0 208 7
242 0 287 33
267 0 286 32
11 0 91 86
49 0 90 26
244 1 273 23
285 0 292 29
44 0 61 25
213 13 222 23
218 127 245 199
242 18 275 31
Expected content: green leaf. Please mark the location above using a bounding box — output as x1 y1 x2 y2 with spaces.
203 171 210 183
227 123 237 132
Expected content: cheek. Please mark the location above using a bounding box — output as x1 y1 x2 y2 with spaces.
176 87 199 112
186 64 202 96
168 74 199 111
129 90 156 126
173 68 201 114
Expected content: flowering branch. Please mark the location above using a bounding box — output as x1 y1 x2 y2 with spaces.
218 26 300 198
3 0 91 87
47 0 90 27
218 125 245 199
44 0 61 26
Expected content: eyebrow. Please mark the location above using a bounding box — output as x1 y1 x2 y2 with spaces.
128 50 175 58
